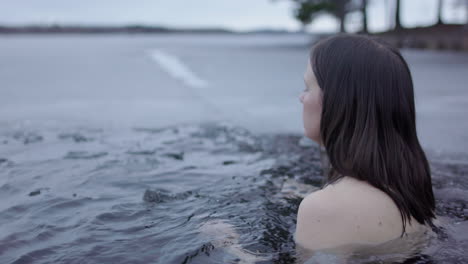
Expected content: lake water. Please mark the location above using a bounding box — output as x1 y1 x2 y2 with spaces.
0 34 467 263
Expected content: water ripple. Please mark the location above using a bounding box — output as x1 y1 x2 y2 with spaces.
0 122 466 263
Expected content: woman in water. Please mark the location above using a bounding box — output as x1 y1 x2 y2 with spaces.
200 33 438 263
295 33 437 257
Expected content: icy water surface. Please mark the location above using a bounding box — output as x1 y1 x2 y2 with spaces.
0 121 467 264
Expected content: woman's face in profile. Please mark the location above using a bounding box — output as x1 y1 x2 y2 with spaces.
300 61 322 144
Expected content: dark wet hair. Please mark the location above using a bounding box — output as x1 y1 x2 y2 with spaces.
310 33 435 235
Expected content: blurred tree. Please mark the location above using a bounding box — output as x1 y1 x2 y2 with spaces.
394 0 402 30
361 0 368 33
286 0 357 32
437 0 444 25
293 1 335 28
330 0 351 32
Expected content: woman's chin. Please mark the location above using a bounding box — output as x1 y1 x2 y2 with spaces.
304 132 321 146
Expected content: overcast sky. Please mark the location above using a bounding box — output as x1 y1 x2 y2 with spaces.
0 0 466 32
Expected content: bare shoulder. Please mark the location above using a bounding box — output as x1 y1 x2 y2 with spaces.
294 177 411 251
297 186 336 219
295 185 351 250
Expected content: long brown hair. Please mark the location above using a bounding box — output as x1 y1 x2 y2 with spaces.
311 34 435 235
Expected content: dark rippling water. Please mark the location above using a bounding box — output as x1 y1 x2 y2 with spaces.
0 121 467 264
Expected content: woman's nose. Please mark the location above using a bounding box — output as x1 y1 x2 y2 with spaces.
299 92 305 103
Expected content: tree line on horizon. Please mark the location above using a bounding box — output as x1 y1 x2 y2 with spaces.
282 0 468 33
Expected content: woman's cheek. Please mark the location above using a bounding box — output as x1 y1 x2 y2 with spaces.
304 94 322 142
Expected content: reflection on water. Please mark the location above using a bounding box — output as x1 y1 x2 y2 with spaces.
0 121 466 263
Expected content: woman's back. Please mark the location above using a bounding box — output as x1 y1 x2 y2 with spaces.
294 176 429 251
296 34 436 256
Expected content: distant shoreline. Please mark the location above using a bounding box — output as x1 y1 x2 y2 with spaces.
0 25 303 35
372 24 468 51
312 24 468 52
3 23 466 51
